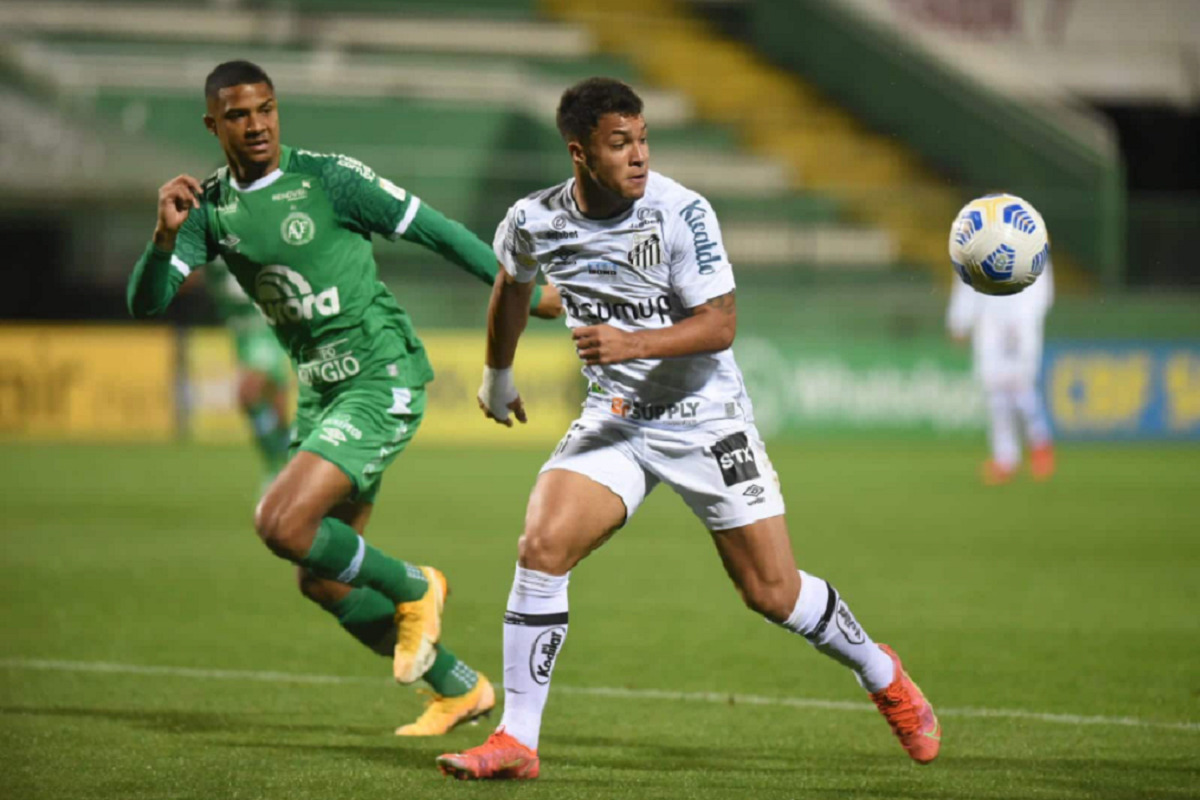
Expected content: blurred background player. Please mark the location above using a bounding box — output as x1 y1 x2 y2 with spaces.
127 60 561 736
438 78 940 781
947 260 1056 484
190 261 293 490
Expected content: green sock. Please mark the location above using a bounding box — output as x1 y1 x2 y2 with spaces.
327 587 395 657
423 644 478 698
247 401 290 474
300 517 429 604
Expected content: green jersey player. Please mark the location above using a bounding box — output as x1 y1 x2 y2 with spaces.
127 60 562 735
200 260 292 487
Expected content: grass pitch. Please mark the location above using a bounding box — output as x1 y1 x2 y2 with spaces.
1 439 1197 799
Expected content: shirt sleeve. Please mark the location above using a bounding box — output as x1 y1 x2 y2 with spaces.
667 194 736 309
126 205 214 318
321 154 417 238
492 203 540 284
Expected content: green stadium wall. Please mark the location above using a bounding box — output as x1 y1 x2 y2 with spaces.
749 0 1126 286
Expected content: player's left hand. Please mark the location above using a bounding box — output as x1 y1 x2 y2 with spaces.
531 282 564 320
573 324 641 366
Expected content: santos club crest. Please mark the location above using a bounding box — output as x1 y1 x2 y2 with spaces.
628 232 661 270
281 212 315 246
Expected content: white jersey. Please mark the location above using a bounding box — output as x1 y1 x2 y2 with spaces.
494 171 753 428
946 262 1055 388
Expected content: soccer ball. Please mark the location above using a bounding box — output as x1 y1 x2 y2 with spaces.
948 193 1050 296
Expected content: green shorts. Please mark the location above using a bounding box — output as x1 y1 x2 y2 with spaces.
233 326 291 386
291 382 426 504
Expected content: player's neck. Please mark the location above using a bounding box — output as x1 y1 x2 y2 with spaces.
572 172 634 220
228 155 280 187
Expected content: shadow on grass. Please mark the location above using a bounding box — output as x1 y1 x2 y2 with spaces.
0 705 385 737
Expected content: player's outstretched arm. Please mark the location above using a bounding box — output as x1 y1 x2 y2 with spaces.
399 201 560 319
127 175 206 318
478 270 534 427
572 290 736 366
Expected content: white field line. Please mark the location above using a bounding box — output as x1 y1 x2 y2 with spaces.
1 657 1196 734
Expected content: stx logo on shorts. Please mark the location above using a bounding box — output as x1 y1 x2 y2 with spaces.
530 627 565 685
710 432 760 486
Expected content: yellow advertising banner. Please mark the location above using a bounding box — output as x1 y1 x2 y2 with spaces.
186 328 299 444
185 327 581 447
0 324 174 441
418 330 582 446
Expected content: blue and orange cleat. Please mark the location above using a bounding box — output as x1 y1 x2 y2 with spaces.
870 644 941 764
437 728 540 780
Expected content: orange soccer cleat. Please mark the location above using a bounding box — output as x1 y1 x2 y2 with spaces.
870 644 941 764
437 728 540 780
981 459 1017 486
1030 444 1056 481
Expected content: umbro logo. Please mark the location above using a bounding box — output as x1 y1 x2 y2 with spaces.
219 235 240 253
743 483 766 506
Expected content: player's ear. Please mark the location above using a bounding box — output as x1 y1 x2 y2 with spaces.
203 113 217 137
567 139 586 170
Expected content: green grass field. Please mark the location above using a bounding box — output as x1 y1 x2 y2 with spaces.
1 440 1197 799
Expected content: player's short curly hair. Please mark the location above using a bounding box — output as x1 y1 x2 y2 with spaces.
205 60 274 99
556 77 644 145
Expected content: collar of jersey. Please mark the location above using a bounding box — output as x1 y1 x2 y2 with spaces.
562 177 641 225
228 146 293 193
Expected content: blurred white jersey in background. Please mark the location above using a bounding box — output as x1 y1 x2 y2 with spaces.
947 263 1055 389
945 264 1056 482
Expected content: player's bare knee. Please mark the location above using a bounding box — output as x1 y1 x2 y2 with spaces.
253 496 311 560
296 567 322 600
740 579 795 623
517 525 572 575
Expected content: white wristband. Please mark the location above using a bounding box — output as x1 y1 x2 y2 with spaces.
478 366 518 420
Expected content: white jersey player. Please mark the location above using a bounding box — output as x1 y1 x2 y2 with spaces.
438 78 941 780
947 262 1056 483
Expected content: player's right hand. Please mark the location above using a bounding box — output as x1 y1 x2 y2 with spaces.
155 174 202 244
478 366 527 427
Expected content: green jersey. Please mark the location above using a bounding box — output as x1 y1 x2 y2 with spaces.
129 145 523 394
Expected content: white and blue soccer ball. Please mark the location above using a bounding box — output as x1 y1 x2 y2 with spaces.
949 193 1050 296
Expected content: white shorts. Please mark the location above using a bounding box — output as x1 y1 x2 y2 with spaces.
539 412 787 531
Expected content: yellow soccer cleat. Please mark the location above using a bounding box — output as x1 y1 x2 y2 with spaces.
396 674 496 736
393 566 447 685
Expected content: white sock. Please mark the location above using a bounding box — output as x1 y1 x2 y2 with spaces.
498 564 569 751
987 388 1020 469
1012 385 1052 447
779 570 895 693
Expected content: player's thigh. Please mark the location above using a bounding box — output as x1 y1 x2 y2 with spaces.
522 416 648 574
256 450 355 549
522 468 628 574
709 513 800 621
